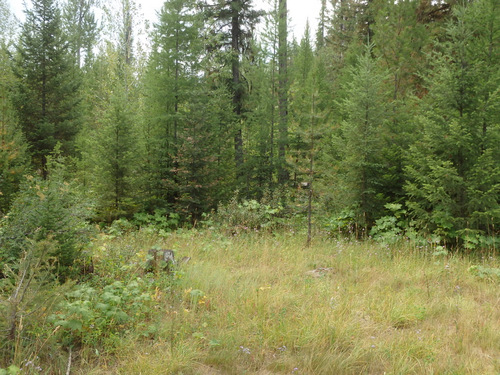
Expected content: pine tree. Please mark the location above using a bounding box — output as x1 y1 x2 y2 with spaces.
14 0 81 175
204 0 263 181
174 86 235 220
332 44 390 229
316 0 328 49
0 15 29 214
0 0 17 44
370 0 431 206
62 0 100 67
142 0 205 212
405 0 500 246
277 0 289 184
289 23 314 185
77 45 140 221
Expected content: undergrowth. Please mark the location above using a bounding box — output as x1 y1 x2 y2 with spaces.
1 229 499 374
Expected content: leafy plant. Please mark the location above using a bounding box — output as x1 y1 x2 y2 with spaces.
49 279 153 348
0 153 94 280
468 266 500 282
0 365 20 375
215 195 284 233
324 208 357 237
370 203 407 244
132 210 180 232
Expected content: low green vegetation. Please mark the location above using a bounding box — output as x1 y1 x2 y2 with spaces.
1 223 498 374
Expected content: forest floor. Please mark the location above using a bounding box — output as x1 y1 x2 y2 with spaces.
65 228 499 375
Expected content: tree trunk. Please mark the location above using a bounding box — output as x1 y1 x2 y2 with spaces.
231 1 244 174
278 0 288 184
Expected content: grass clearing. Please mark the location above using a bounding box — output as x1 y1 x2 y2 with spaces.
12 229 500 374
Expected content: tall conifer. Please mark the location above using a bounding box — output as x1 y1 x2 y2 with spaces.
14 0 80 175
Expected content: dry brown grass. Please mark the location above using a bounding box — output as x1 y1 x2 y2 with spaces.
76 230 500 374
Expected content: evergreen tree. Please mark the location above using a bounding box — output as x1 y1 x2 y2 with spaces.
289 23 314 185
174 86 235 220
142 0 205 212
14 0 81 175
0 12 29 214
77 45 139 221
331 44 390 229
242 0 286 194
370 0 431 206
204 0 263 181
316 0 328 49
62 0 100 67
0 0 17 44
277 0 289 183
405 0 500 246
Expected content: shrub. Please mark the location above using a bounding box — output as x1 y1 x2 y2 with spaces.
324 208 358 237
214 195 285 233
132 209 180 232
48 279 154 349
0 154 94 280
370 203 408 245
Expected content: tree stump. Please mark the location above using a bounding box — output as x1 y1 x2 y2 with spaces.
145 249 176 273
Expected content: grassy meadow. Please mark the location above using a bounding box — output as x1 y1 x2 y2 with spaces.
57 228 500 375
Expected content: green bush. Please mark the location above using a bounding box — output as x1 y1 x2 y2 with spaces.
132 209 180 232
370 203 408 245
0 154 94 280
49 279 154 348
324 208 358 237
214 195 285 232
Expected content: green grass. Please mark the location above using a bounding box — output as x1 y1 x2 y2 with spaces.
7 229 500 374
78 229 500 374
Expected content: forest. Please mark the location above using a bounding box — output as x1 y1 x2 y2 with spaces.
0 0 499 373
0 0 498 247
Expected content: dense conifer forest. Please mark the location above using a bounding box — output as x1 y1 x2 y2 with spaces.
0 0 498 247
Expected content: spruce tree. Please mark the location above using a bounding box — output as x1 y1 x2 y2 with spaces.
405 0 500 246
14 0 80 175
0 12 29 214
332 44 390 229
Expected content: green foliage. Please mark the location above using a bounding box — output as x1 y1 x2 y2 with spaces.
141 0 234 216
324 208 357 237
0 47 29 214
404 0 500 247
133 210 180 232
48 279 153 348
105 218 137 238
0 365 20 375
62 0 99 67
215 194 285 232
370 203 408 245
77 44 141 221
329 44 391 228
13 0 81 171
0 154 94 279
468 265 500 282
0 239 69 368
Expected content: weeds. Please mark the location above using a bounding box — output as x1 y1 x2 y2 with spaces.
2 229 499 374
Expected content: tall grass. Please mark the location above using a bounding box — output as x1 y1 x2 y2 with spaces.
13 229 500 374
